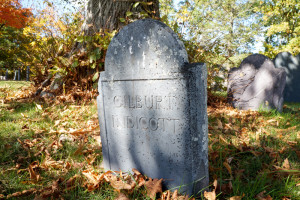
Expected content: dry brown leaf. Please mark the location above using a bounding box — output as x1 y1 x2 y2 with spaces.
230 194 244 200
204 190 216 200
204 179 217 200
108 175 136 190
66 175 80 188
115 193 130 200
82 170 101 186
217 119 223 129
74 142 85 155
41 156 64 170
223 162 232 175
282 158 291 169
256 191 272 200
28 164 40 182
145 178 163 199
172 189 178 199
5 188 37 199
161 190 171 200
132 168 141 176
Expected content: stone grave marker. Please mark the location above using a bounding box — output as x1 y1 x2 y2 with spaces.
5 69 8 80
26 66 30 81
97 19 208 195
273 52 300 102
18 68 21 81
14 70 17 80
227 54 286 111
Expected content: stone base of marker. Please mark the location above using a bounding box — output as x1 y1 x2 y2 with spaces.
97 19 208 196
227 54 286 112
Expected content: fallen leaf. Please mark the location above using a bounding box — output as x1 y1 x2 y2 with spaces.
172 189 178 199
204 179 217 200
230 196 242 200
108 175 135 190
223 162 232 175
28 164 40 182
217 119 223 129
132 168 141 176
282 158 291 169
115 193 130 200
36 104 43 110
256 191 272 200
145 178 163 199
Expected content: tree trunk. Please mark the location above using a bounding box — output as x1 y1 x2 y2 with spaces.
82 0 160 34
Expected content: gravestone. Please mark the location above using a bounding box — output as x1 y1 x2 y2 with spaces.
273 52 300 102
97 19 208 195
26 66 30 81
14 70 17 80
5 69 8 80
227 54 286 111
18 68 21 81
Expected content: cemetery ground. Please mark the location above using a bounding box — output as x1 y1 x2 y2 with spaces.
0 82 299 200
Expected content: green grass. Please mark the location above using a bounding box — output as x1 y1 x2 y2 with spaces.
208 93 300 199
0 81 32 90
0 83 299 199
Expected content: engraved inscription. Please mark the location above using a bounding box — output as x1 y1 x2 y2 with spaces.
112 115 179 133
113 95 176 110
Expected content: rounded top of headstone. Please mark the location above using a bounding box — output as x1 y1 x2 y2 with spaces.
103 19 189 80
240 54 274 70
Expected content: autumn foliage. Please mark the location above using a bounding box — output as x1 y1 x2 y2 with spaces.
0 0 32 29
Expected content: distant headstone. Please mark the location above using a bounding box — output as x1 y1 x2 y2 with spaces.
5 69 8 80
18 68 21 81
14 70 17 80
26 66 30 81
97 19 208 195
273 52 300 102
227 54 286 111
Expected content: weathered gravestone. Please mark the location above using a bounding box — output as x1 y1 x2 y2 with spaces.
14 70 17 81
273 52 300 102
5 69 8 80
26 66 30 81
227 54 286 111
18 68 21 81
97 19 208 195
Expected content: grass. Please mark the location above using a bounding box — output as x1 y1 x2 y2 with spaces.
0 82 299 199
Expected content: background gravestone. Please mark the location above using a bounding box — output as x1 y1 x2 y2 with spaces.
97 19 208 195
26 66 30 81
273 52 300 102
5 69 8 80
14 70 17 81
18 68 21 81
227 54 286 111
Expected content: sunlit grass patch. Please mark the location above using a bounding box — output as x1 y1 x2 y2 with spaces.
1 83 299 199
208 94 300 199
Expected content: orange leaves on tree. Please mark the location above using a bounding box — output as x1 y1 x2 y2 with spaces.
0 0 32 29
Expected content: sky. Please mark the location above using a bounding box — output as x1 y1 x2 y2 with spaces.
19 0 264 53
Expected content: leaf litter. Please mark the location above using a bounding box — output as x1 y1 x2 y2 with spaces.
1 83 299 199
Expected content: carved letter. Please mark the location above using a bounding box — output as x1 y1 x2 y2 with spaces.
149 118 158 131
156 96 162 109
139 117 148 130
127 116 135 128
113 96 122 107
145 95 153 109
128 95 135 108
136 95 142 108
